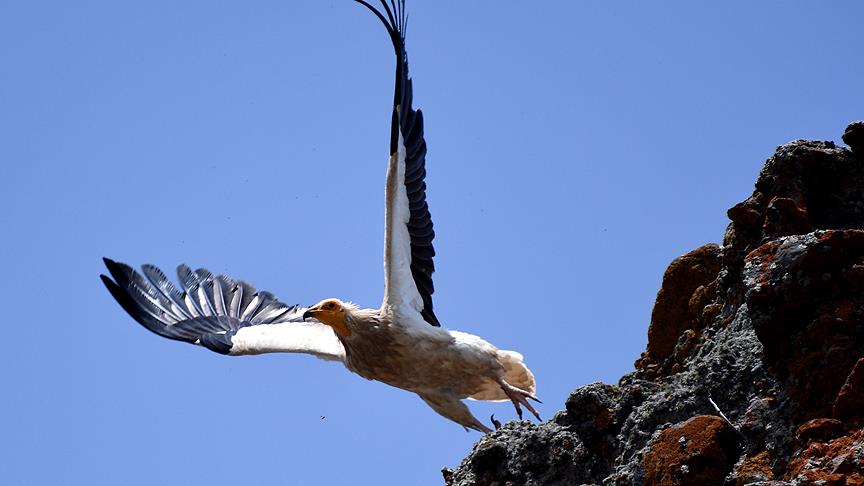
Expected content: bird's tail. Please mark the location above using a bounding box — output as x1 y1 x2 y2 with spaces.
468 350 537 402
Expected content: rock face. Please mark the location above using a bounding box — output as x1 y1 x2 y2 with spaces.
445 121 864 486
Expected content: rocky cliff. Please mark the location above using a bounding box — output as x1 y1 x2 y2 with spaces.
444 122 864 486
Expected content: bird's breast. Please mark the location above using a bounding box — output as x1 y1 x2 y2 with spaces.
342 327 502 398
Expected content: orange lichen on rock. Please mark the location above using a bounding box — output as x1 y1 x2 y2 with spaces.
642 415 739 486
642 244 721 369
796 418 845 444
742 230 864 420
763 196 812 237
732 451 775 486
786 428 864 485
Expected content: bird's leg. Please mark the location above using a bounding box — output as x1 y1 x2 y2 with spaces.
418 392 493 434
470 418 494 434
498 379 542 421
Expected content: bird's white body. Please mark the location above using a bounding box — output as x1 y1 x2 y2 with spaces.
337 307 535 431
343 312 498 397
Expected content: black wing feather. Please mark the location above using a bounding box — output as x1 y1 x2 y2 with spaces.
101 258 307 355
355 0 440 327
140 264 193 320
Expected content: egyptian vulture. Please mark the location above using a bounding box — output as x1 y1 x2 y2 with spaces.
100 0 539 434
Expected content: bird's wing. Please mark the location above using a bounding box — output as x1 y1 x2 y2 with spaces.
356 1 440 327
100 258 345 361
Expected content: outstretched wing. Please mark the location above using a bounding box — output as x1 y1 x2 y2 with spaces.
356 0 440 327
100 258 344 361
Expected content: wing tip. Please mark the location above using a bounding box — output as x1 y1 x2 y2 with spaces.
102 257 134 284
102 256 119 273
100 261 187 342
99 272 116 291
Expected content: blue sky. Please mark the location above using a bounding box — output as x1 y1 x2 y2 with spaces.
1 1 862 484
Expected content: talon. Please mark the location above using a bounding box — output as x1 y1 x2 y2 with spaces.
524 401 541 421
491 414 502 430
499 380 542 422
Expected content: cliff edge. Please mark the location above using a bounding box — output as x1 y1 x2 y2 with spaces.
445 121 864 486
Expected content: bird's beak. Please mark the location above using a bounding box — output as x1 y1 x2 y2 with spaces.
302 308 317 321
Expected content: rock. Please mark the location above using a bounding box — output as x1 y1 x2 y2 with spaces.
445 422 595 486
785 429 864 485
833 358 864 426
843 121 864 154
732 451 776 485
762 197 811 237
795 418 844 444
728 196 766 231
641 244 721 368
562 383 620 452
448 123 864 486
723 137 862 266
642 415 740 486
743 230 864 420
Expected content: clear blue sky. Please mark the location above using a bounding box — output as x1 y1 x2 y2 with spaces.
1 1 862 484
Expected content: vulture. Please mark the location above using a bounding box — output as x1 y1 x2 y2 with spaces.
100 0 539 434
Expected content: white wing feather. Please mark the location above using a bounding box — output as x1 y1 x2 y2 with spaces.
383 129 425 320
230 322 344 360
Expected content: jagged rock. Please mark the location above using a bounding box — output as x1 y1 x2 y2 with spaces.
447 124 864 485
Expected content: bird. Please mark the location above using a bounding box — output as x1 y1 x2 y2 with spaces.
99 0 539 434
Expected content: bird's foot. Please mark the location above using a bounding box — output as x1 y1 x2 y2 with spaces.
499 381 542 421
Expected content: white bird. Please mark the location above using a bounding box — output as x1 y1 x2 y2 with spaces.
100 0 539 434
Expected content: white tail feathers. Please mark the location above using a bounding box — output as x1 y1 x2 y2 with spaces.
468 350 537 402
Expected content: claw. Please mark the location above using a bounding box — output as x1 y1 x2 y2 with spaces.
499 380 542 422
491 414 502 430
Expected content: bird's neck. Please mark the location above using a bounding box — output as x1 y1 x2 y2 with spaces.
340 307 384 340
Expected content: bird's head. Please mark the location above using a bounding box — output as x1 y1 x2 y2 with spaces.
303 298 353 337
